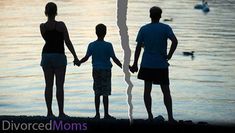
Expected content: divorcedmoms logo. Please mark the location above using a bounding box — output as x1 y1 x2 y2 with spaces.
1 120 88 131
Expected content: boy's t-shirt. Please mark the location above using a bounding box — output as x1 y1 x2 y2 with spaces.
136 22 175 68
86 40 115 70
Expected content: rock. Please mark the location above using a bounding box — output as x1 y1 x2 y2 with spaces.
197 121 208 125
154 115 165 123
184 120 194 125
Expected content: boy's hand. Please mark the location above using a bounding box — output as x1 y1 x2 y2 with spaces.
120 64 122 69
118 63 122 69
129 64 138 73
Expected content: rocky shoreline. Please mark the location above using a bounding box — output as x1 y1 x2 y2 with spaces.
0 115 233 132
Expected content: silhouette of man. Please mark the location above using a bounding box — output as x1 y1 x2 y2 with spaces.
130 6 178 122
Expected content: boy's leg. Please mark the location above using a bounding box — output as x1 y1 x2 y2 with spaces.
103 95 109 117
94 95 100 118
103 95 115 119
160 85 175 122
144 81 153 120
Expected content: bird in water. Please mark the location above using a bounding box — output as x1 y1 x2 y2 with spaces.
194 0 210 13
202 2 210 13
163 18 173 22
183 51 194 56
183 51 195 60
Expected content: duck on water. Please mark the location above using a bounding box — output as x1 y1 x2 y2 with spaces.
183 51 194 56
163 18 173 22
183 51 195 60
194 0 210 12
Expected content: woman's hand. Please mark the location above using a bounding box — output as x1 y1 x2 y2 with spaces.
73 58 80 67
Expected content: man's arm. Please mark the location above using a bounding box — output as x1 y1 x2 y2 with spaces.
129 43 142 73
167 35 178 60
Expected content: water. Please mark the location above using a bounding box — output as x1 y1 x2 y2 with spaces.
0 0 235 124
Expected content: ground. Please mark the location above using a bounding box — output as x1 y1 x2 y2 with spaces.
0 115 234 132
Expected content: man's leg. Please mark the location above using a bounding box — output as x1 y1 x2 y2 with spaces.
160 85 175 122
144 81 153 120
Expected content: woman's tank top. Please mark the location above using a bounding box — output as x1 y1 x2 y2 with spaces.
42 22 65 54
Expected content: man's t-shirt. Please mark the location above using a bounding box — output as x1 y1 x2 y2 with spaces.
136 22 175 68
86 40 115 70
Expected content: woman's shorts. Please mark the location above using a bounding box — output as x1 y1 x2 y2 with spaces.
92 69 111 96
40 53 67 69
138 67 169 85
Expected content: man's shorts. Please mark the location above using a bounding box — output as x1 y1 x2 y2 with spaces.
138 67 169 85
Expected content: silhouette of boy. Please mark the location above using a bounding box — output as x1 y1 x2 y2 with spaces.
80 24 122 119
130 6 178 123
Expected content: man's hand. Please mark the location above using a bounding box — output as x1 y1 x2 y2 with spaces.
129 64 138 73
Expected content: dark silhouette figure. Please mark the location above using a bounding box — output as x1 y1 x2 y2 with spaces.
183 51 195 60
194 0 210 13
163 18 173 22
40 2 80 117
183 51 194 56
80 24 122 119
129 6 178 123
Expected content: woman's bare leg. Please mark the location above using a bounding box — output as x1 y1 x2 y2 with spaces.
43 67 54 117
55 66 66 117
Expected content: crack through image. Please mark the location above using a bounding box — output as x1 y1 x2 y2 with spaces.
117 0 133 123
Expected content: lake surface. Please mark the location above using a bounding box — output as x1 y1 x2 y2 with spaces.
0 0 235 124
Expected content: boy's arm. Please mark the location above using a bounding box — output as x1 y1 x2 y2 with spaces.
129 43 142 73
80 43 92 65
109 44 122 68
80 55 90 64
167 34 178 60
112 56 122 69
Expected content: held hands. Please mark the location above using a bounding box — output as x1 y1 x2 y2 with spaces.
129 64 138 73
73 58 81 67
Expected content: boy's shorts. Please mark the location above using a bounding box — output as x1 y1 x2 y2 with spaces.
92 69 111 96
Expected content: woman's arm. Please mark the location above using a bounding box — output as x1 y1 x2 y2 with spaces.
40 23 46 39
61 22 80 65
61 22 80 66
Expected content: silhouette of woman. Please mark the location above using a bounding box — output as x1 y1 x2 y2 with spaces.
40 2 80 117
